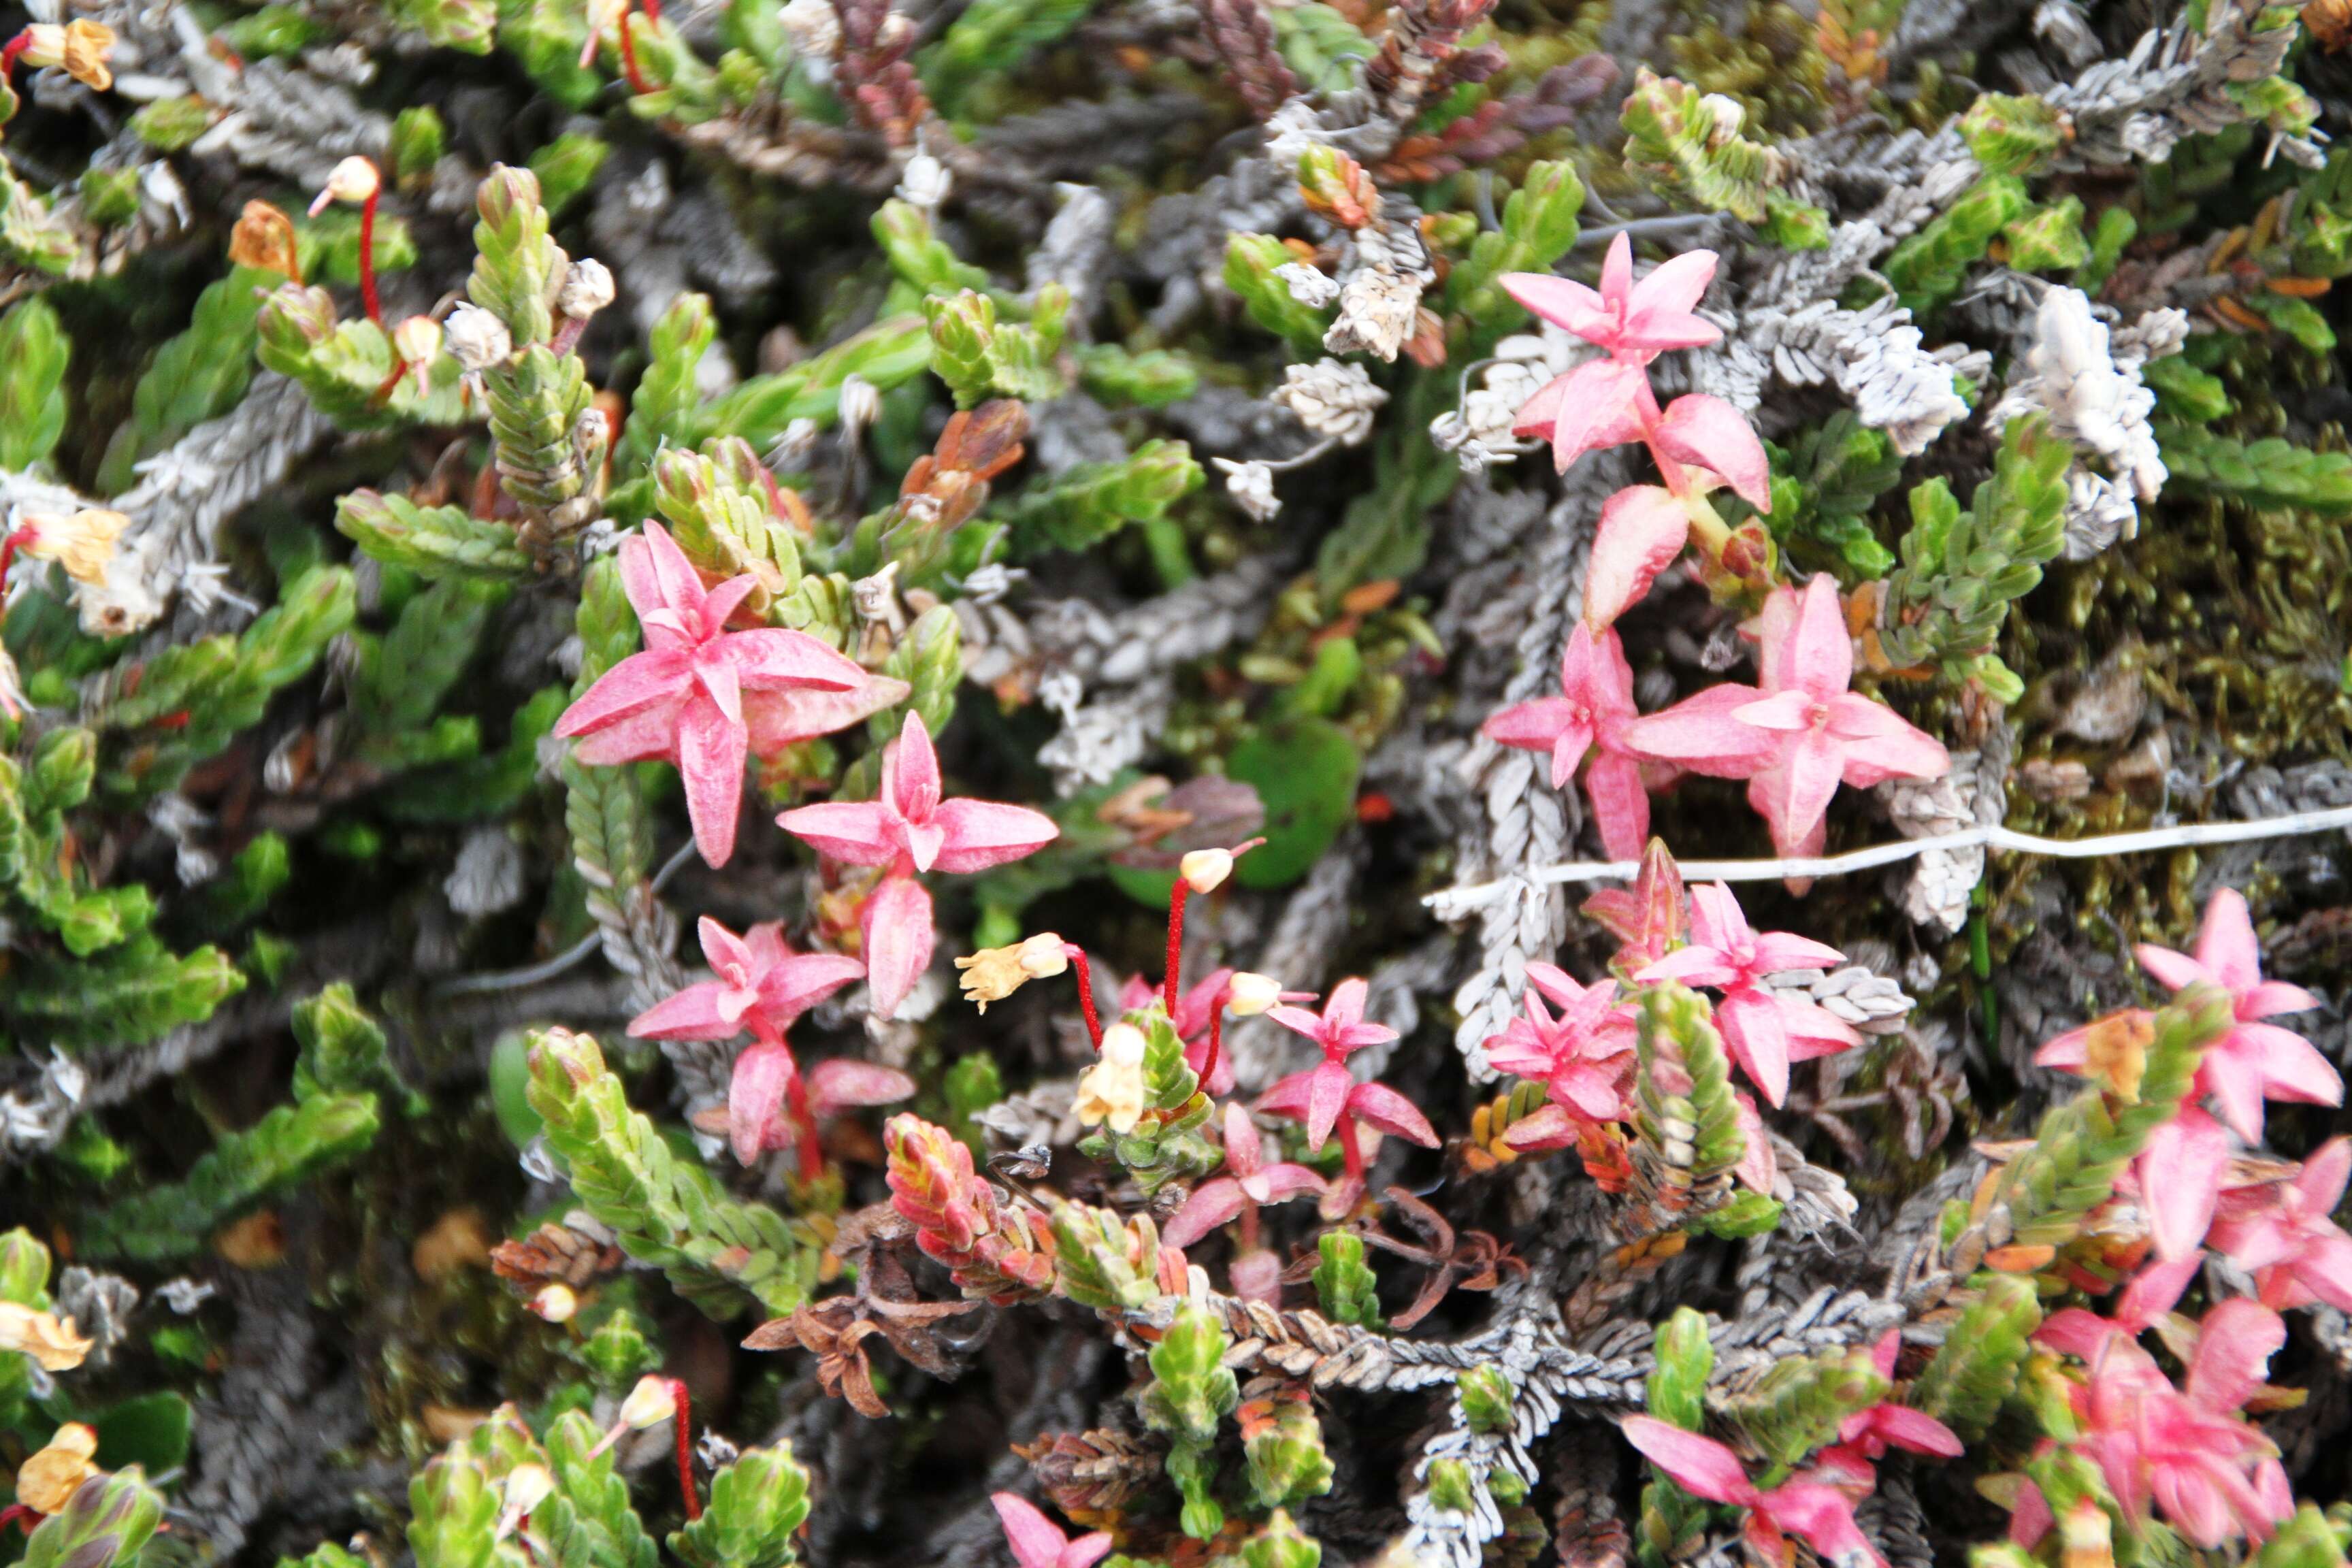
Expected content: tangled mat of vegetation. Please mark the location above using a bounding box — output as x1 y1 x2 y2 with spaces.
8 0 2352 1565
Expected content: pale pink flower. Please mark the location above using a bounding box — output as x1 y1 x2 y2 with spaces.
2127 1107 2234 1262
2040 889 2338 1144
1502 238 1721 363
1825 1333 1963 1467
1620 1416 1884 1568
1481 625 1654 859
1623 575 1949 861
2208 1137 2352 1311
555 522 902 866
779 713 1058 1018
1166 1100 1336 1279
629 917 866 1046
1481 962 1636 1140
724 1048 915 1171
1634 881 1862 1106
990 1492 1111 1568
1258 979 1439 1203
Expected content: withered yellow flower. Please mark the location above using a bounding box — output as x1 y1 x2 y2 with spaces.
1073 1022 1149 1134
14 1422 99 1514
229 200 301 282
0 1301 95 1373
953 932 1068 1011
20 508 129 587
19 20 115 91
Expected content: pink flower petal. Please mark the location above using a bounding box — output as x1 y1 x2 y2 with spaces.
930 799 1062 873
1161 1179 1250 1249
742 674 912 753
623 522 706 623
1584 752 1652 861
1483 695 1578 764
718 627 866 689
557 649 691 738
2134 943 2210 994
728 1040 799 1166
1620 684 1777 778
1652 393 1771 510
758 952 868 1024
992 1493 1074 1568
2237 1022 2344 1107
1349 1081 1440 1147
570 696 689 766
1542 360 1651 474
1749 932 1846 972
1752 729 1844 863
1302 1060 1355 1149
2194 889 2264 994
861 875 935 1020
2240 980 2321 1020
1758 1481 1878 1567
777 800 902 867
1509 372 1571 438
805 1058 917 1113
677 697 749 867
1254 1162 1328 1203
698 573 761 632
885 711 942 823
2142 1108 2229 1261
1499 272 1611 338
2185 1298 2285 1415
1778 575 1852 700
1586 485 1690 627
629 981 750 1041
1620 1417 1756 1505
1597 233 1633 312
1619 250 1722 352
1718 987 1791 1107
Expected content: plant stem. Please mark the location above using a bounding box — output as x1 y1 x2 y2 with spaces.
1164 879 1190 1017
1062 943 1104 1048
668 1379 702 1520
1198 1005 1224 1092
357 189 382 324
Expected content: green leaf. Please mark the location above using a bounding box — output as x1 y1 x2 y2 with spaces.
93 1392 193 1473
0 297 70 470
1226 715 1360 887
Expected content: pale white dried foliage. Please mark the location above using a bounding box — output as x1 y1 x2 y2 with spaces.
1688 293 1985 455
447 829 529 918
1273 357 1390 445
112 373 338 590
0 1052 84 1161
186 56 391 188
2046 0 2325 169
1991 286 2176 507
1877 724 2014 933
1036 673 1171 794
1025 184 1115 314
1760 966 1916 1036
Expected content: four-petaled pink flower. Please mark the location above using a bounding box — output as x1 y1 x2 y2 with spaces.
1482 962 1635 1145
1620 1416 1884 1568
556 522 905 867
990 1492 1111 1568
1163 1103 1327 1300
2209 1137 2352 1312
1825 1333 1963 1469
723 1051 917 1175
2040 889 2339 1144
1624 574 1949 862
779 712 1058 1020
1482 625 1655 860
1635 881 1862 1107
1258 978 1439 1203
1501 237 1770 627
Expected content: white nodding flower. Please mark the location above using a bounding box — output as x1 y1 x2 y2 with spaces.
1213 457 1281 523
896 152 951 211
1073 1023 1149 1134
502 1464 555 1518
1225 972 1283 1016
1272 358 1388 447
309 155 379 216
392 314 442 367
442 304 513 373
836 374 881 433
779 0 842 60
558 259 617 321
619 1373 679 1429
1179 847 1234 894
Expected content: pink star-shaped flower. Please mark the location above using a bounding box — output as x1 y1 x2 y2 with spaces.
1635 881 1862 1106
723 1049 916 1173
1481 962 1636 1139
630 917 866 1046
2209 1137 2352 1312
1621 1417 1885 1568
990 1493 1111 1568
1258 979 1438 1201
1482 624 1656 860
1623 575 1950 862
1502 236 1722 364
555 521 906 867
2041 890 2339 1145
1162 1103 1326 1298
779 712 1058 1019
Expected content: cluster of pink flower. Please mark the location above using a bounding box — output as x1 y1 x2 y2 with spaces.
1484 241 1950 862
556 521 1062 1171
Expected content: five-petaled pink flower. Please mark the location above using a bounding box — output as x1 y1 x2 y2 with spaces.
1620 1416 1884 1568
1624 575 1949 862
779 712 1058 1020
2024 1290 2293 1551
1635 881 1862 1107
1258 978 1439 1203
1482 962 1636 1143
1482 625 1655 860
1824 1333 1963 1469
1501 237 1770 627
2039 889 2339 1145
2208 1137 2352 1312
1162 1103 1326 1300
990 1492 1111 1568
556 522 906 867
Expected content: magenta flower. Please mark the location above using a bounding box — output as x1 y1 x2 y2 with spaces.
1620 1416 1883 1568
1501 236 1767 566
1258 979 1438 1201
779 712 1058 1019
1481 962 1635 1140
1162 1104 1326 1299
555 522 903 867
1481 625 1655 860
1623 575 1949 862
630 917 866 1046
1634 881 1861 1107
2040 889 2338 1144
2209 1137 2352 1311
990 1492 1111 1568
1826 1333 1963 1467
